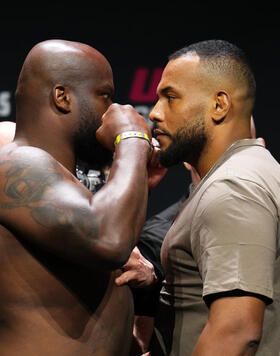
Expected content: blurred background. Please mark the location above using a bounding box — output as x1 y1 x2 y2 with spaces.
1 4 279 217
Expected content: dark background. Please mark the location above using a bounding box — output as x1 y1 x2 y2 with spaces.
1 5 279 217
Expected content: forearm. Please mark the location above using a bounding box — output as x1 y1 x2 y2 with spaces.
92 139 150 266
133 315 154 353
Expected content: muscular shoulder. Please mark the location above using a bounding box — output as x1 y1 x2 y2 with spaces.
0 145 75 186
196 145 280 218
198 177 278 218
0 145 60 172
211 144 280 203
191 177 278 252
0 145 82 214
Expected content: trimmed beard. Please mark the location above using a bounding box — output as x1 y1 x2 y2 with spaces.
73 108 113 171
159 115 207 168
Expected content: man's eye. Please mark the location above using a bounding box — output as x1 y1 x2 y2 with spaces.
167 95 176 102
99 91 113 100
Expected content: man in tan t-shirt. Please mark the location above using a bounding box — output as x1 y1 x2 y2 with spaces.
148 39 280 355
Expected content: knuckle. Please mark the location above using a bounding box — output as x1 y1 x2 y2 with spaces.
109 103 120 112
111 102 119 108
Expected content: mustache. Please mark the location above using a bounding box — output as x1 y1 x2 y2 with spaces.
153 125 172 138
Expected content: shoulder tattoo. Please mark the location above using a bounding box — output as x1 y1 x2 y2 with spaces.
0 158 98 238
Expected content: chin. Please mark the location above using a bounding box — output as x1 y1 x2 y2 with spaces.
156 135 171 149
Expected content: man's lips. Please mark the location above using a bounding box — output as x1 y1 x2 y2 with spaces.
153 128 170 138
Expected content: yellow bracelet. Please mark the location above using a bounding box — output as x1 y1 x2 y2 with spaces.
114 131 151 148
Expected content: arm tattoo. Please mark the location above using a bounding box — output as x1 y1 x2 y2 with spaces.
0 161 61 209
0 159 98 238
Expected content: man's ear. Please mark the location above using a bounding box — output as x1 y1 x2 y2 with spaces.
52 85 71 113
212 90 231 124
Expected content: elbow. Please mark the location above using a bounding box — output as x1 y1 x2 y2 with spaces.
220 317 263 352
232 314 263 345
243 322 263 350
93 234 133 270
198 315 264 354
103 248 131 270
60 225 132 271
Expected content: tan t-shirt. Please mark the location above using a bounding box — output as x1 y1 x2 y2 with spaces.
152 139 280 356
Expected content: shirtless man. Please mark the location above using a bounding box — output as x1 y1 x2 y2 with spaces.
0 40 153 356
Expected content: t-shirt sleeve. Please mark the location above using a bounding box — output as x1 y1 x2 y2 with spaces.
191 178 278 305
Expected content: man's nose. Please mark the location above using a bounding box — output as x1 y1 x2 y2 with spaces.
149 101 163 123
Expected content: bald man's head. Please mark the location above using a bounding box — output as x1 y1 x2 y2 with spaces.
16 39 113 107
15 39 114 169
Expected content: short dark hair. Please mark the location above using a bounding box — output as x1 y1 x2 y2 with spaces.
169 39 256 101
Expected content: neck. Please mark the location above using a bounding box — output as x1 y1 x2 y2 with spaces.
195 123 251 179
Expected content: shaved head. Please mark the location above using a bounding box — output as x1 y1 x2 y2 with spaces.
15 39 114 170
16 39 113 107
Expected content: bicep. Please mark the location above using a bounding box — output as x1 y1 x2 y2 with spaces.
208 295 265 329
0 152 95 247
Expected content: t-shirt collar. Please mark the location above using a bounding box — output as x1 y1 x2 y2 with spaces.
191 138 265 195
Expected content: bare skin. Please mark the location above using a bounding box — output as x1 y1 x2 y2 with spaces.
0 121 15 146
0 40 153 356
